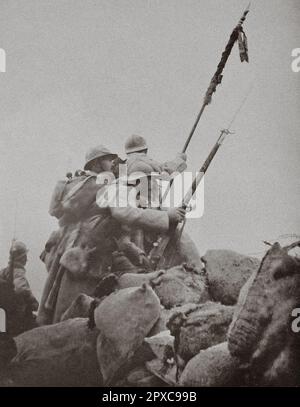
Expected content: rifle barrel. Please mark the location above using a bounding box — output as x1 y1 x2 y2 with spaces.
181 130 228 208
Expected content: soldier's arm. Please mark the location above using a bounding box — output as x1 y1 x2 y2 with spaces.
97 182 170 232
110 206 169 232
161 153 187 175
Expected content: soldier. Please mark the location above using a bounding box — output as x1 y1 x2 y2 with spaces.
0 241 38 335
122 136 202 270
124 134 188 178
38 145 118 325
96 159 201 271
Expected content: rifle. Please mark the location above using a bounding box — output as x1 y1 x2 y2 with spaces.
149 128 231 270
149 82 253 270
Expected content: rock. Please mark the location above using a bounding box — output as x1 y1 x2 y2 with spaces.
94 284 161 385
10 318 100 386
151 264 209 309
179 342 242 387
202 250 260 305
168 302 235 363
60 293 94 321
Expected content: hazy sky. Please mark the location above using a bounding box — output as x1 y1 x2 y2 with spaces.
0 0 299 298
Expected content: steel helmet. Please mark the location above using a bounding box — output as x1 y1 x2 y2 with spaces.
84 145 117 170
124 135 148 154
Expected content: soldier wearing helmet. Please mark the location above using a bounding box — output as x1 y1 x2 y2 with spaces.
96 158 188 270
0 241 38 335
38 144 119 325
124 134 188 179
0 241 38 309
122 135 201 270
84 144 118 173
124 134 148 155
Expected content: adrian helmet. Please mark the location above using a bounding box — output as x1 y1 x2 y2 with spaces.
124 135 148 154
84 145 117 170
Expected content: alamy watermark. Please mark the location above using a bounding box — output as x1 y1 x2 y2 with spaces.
291 308 300 333
0 48 6 72
291 48 300 73
95 164 205 219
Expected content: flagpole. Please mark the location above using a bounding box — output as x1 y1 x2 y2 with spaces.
182 3 250 153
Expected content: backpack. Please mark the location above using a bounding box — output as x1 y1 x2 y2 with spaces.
49 175 87 219
49 174 101 220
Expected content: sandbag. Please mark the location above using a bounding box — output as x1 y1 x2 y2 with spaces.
202 250 260 305
146 358 177 386
0 332 17 386
179 342 242 387
53 269 100 323
0 332 17 369
168 301 235 363
148 307 172 337
60 294 94 321
144 330 174 361
115 365 165 387
126 366 165 387
94 284 161 385
151 264 209 309
117 269 164 289
10 318 100 386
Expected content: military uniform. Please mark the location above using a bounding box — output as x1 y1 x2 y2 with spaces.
125 134 188 178
38 145 118 325
0 241 38 335
120 135 202 270
96 166 202 271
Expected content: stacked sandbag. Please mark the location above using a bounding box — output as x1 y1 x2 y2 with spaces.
0 333 17 386
143 330 177 385
115 366 166 387
179 342 243 387
168 302 235 363
144 330 174 361
148 307 172 336
201 250 260 305
151 264 209 309
60 293 95 321
228 243 300 386
10 318 100 386
94 283 161 385
117 269 164 289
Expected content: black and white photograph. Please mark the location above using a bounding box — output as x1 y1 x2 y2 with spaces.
0 0 299 392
